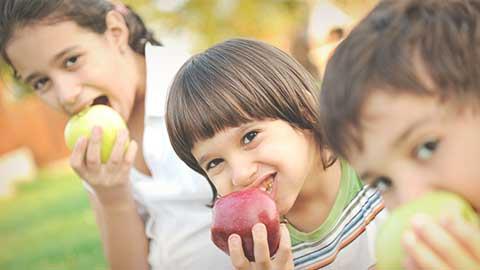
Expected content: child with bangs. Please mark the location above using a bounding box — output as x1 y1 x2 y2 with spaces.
319 0 480 269
165 38 386 269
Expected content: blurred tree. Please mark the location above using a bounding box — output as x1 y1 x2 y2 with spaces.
125 0 319 77
330 0 378 20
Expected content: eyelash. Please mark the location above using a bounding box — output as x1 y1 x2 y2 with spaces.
206 158 223 171
33 77 50 91
64 55 80 68
414 139 439 161
242 130 258 145
371 176 392 194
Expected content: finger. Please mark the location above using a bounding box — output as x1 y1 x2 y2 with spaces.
252 223 272 269
411 215 478 269
228 234 250 270
272 224 294 270
118 140 137 177
85 126 102 171
402 230 450 270
403 256 420 270
70 137 88 173
106 129 129 169
441 212 480 262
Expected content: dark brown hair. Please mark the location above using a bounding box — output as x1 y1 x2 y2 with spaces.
320 0 480 159
0 0 160 64
166 38 333 201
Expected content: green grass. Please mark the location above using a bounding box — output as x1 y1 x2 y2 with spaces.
0 166 107 270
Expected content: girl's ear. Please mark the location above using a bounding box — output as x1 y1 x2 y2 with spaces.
104 10 129 53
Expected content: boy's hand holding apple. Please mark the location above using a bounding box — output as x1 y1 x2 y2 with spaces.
376 191 480 270
211 188 294 270
402 208 480 270
64 105 137 205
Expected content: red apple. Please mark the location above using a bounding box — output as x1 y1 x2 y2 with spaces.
211 188 281 262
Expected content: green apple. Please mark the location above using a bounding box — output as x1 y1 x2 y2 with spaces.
64 105 128 163
376 191 479 270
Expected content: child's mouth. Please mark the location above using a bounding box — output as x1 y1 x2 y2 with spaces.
259 174 276 194
91 95 111 107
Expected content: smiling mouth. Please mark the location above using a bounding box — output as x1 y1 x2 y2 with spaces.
92 95 110 107
259 175 275 194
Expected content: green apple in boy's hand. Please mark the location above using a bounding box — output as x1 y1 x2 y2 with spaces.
376 191 480 270
64 105 128 163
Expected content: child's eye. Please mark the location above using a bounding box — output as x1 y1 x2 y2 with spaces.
32 77 50 91
242 131 258 145
64 55 79 68
206 158 223 171
415 139 439 160
372 176 392 194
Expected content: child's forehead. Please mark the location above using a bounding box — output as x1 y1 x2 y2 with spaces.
192 122 248 146
354 92 436 152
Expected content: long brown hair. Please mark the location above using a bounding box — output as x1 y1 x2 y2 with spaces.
0 0 160 63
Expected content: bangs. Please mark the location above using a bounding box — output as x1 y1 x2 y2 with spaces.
168 53 291 152
166 38 321 175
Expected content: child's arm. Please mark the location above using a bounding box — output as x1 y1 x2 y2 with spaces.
402 213 480 270
228 223 293 270
70 127 149 270
87 188 149 270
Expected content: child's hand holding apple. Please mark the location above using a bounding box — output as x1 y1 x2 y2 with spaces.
64 105 137 203
402 209 480 270
211 188 294 270
375 191 480 270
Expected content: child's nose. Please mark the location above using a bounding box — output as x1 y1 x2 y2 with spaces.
389 169 434 209
54 77 81 107
230 157 257 188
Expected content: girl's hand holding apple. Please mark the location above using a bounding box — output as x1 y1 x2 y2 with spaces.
64 105 138 205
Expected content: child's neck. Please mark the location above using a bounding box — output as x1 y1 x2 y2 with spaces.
284 159 342 233
127 54 149 176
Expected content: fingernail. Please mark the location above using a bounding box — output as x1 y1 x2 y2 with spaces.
439 214 451 227
92 126 101 136
411 214 429 229
229 234 240 245
253 223 266 234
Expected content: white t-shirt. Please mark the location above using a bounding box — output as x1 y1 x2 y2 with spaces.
130 43 231 269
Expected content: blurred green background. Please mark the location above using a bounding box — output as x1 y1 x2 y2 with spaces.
0 0 377 269
0 166 106 270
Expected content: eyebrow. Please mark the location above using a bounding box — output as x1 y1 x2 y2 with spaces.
23 46 79 85
197 154 211 169
391 115 434 149
359 115 434 181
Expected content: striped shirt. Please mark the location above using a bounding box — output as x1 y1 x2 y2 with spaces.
288 161 387 270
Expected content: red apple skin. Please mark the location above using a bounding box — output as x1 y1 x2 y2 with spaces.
211 188 281 262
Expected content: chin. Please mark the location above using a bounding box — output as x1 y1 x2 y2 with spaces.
277 197 295 216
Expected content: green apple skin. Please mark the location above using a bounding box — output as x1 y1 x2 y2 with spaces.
64 105 128 163
376 191 479 270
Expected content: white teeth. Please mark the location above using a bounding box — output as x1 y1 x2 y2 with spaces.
260 178 273 193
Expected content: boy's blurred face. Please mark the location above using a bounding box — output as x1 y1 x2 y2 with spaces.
348 91 480 212
191 119 322 216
